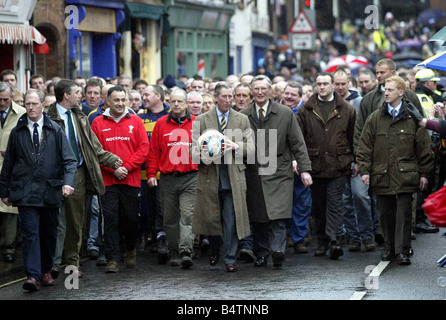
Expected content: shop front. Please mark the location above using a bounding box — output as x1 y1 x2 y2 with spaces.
66 0 125 79
162 0 235 79
0 0 48 92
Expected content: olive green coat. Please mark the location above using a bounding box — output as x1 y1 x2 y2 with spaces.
240 100 311 223
356 100 434 195
47 103 120 195
354 87 424 154
0 101 26 214
191 108 254 240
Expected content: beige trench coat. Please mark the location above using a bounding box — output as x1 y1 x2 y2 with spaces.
0 101 26 214
191 108 254 240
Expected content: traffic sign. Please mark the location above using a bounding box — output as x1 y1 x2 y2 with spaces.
290 33 314 50
289 10 315 34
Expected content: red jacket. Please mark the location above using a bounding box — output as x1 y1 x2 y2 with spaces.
91 113 149 188
146 113 198 178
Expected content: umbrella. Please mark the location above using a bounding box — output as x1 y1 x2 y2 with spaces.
396 60 423 69
397 38 421 50
324 54 370 73
417 8 446 25
429 26 446 46
416 50 446 72
393 51 423 61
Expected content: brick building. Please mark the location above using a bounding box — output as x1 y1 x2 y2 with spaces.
33 0 67 80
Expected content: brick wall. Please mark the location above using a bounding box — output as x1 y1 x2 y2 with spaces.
33 0 67 80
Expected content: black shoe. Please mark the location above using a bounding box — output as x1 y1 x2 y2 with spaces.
50 264 60 280
3 253 15 263
329 245 343 260
254 256 267 267
381 249 395 261
96 254 107 266
415 221 439 233
374 233 385 246
396 254 411 265
272 251 285 267
180 252 193 270
293 241 308 254
157 235 169 264
238 248 256 263
88 249 100 260
209 250 220 266
314 245 328 257
408 247 414 257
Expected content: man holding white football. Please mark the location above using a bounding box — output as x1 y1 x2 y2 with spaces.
191 82 255 272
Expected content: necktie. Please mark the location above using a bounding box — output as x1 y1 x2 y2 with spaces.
0 111 5 127
33 123 39 156
259 107 264 122
391 109 397 119
66 110 80 164
220 114 227 132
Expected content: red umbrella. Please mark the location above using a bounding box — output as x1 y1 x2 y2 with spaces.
422 185 446 227
325 54 370 73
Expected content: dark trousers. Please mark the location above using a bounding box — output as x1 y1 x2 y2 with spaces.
209 190 239 265
101 185 140 262
141 182 163 238
252 219 288 258
311 175 349 246
18 206 59 281
376 193 412 255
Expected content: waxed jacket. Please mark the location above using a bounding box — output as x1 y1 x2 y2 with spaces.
0 113 77 208
354 86 424 154
356 99 434 195
296 92 356 179
47 103 120 195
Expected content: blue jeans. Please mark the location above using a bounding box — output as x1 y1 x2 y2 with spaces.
343 174 374 243
86 195 100 252
287 174 312 244
19 206 59 281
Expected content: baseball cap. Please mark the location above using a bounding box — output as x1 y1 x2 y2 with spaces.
415 69 441 82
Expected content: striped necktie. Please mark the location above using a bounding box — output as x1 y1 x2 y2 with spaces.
391 108 397 119
220 114 227 132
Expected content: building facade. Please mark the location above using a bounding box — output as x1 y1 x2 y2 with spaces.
162 0 235 79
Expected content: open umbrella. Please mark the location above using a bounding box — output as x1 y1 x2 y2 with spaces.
429 26 446 46
417 8 446 25
397 38 422 50
416 50 446 72
324 54 370 73
393 51 423 61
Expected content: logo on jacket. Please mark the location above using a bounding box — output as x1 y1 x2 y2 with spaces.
129 125 134 134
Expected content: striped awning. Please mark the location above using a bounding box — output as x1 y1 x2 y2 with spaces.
0 23 46 45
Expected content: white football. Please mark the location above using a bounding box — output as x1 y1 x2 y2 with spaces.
198 130 225 160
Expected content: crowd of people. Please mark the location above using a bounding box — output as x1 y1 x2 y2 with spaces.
0 30 445 292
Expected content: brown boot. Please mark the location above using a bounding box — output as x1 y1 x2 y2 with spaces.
125 250 136 268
